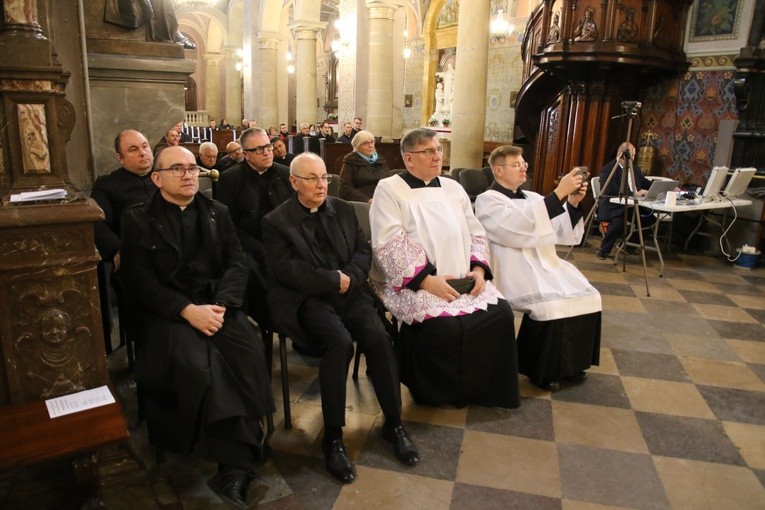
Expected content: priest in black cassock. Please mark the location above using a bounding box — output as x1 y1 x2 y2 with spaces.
120 146 274 509
262 152 419 485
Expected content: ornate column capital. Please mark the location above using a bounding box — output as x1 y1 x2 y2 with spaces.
204 53 223 65
288 20 327 40
257 31 281 50
366 1 396 20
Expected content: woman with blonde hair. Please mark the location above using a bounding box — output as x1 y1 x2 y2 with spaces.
339 130 391 203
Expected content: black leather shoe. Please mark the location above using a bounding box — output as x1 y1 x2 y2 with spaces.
566 371 588 384
535 380 560 392
382 425 419 466
595 251 608 260
324 440 356 483
207 469 248 509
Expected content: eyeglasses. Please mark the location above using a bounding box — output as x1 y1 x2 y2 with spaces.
407 146 443 157
155 164 200 177
243 143 274 154
292 174 333 185
501 161 529 169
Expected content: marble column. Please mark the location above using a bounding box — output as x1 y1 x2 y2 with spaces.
257 31 280 128
223 45 242 126
450 0 491 169
205 53 222 120
337 0 360 126
289 21 325 125
366 1 395 138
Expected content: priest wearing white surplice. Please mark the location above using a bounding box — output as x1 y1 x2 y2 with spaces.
370 129 520 410
475 145 601 393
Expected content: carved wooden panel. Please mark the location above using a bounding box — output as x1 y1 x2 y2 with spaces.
3 268 106 402
0 200 107 405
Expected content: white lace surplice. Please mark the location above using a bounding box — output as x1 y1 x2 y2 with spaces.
474 189 601 321
370 175 502 324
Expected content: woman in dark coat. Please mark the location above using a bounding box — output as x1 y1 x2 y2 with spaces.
339 130 391 203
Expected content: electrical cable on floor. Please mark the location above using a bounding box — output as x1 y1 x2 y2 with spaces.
718 195 740 262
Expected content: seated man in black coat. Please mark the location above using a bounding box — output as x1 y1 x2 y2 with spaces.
91 130 157 343
596 142 655 259
216 127 293 331
262 152 419 484
121 146 275 509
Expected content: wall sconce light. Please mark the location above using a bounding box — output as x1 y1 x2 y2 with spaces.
491 9 509 35
331 18 350 58
286 46 294 73
490 9 520 43
234 47 243 71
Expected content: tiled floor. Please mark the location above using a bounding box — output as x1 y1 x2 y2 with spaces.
3 248 764 509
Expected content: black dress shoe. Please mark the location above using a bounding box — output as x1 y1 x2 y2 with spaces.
324 440 356 483
566 371 588 384
595 251 608 260
207 468 248 509
382 425 420 466
535 380 560 392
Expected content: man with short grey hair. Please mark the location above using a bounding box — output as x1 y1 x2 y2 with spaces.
263 152 419 484
197 141 220 170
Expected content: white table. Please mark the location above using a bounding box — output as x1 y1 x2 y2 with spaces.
608 197 752 276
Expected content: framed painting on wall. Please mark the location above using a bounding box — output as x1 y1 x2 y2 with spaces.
685 0 755 56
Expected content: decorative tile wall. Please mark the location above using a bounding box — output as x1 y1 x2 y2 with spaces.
639 56 738 186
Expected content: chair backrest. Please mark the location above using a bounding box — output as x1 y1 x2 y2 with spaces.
481 166 494 185
350 201 371 242
459 168 489 197
590 176 601 199
199 175 213 198
450 167 465 180
327 173 341 197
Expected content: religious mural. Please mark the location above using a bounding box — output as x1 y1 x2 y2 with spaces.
689 0 744 41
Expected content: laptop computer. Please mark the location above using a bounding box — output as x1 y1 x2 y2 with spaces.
638 179 679 202
722 167 755 198
701 166 728 202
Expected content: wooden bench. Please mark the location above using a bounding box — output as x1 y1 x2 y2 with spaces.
0 395 129 504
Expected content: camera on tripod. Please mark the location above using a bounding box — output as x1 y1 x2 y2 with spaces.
621 101 642 116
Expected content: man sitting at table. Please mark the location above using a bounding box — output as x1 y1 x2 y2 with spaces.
596 142 655 260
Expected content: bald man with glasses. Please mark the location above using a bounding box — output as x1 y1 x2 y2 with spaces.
217 127 293 331
263 152 419 484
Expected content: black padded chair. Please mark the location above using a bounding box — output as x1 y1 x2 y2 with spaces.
458 168 489 202
450 167 465 181
481 166 494 185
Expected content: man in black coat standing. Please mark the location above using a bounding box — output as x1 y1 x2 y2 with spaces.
262 152 419 485
121 146 274 509
216 127 293 331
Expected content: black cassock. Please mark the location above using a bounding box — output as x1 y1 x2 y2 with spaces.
121 193 274 467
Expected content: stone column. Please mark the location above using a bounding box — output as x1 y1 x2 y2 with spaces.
289 21 325 125
337 0 359 126
223 45 242 126
205 53 222 120
450 0 491 169
257 31 280 128
366 1 395 138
